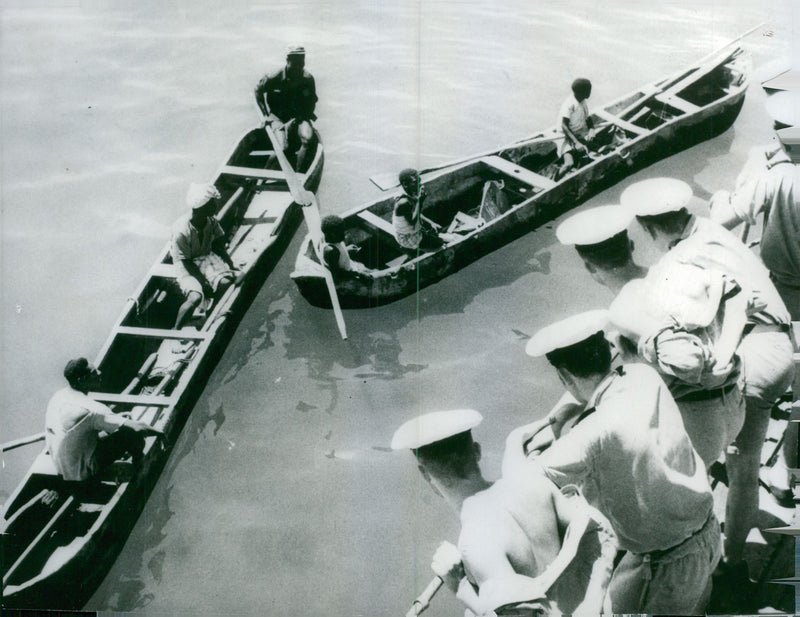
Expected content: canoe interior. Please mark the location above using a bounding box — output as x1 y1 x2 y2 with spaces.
300 49 746 274
1 125 323 607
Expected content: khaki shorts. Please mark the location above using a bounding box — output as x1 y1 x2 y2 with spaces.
607 512 722 614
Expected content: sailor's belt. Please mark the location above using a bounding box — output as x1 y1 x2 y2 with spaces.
676 382 737 403
638 511 717 561
743 322 790 336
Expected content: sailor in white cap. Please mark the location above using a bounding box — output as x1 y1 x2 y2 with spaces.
254 45 318 172
513 310 720 614
556 204 746 469
709 96 800 320
170 182 237 328
391 409 616 616
623 175 794 579
555 205 645 294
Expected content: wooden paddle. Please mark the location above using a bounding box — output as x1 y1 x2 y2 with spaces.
2 432 46 453
405 576 443 617
262 118 347 339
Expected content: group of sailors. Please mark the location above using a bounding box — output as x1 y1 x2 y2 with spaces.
391 96 800 613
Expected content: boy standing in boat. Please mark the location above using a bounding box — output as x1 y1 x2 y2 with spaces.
45 358 163 481
392 168 447 253
392 409 616 616
255 45 318 172
171 183 237 329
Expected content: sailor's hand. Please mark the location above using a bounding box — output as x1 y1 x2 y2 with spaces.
708 189 731 215
346 243 361 253
431 541 465 593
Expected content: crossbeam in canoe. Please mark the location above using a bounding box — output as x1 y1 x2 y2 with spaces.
115 325 211 340
357 210 396 236
593 109 648 136
220 165 305 184
89 392 177 407
480 156 556 190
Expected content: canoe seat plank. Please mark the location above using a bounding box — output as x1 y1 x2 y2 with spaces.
249 150 275 156
655 93 701 114
89 392 176 407
220 165 305 184
480 156 556 190
115 326 210 340
593 109 648 135
240 216 278 225
150 263 178 278
358 210 396 236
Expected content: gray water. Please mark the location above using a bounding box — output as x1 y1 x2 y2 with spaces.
0 2 792 615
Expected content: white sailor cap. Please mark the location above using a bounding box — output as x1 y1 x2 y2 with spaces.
620 177 693 216
555 205 632 246
286 45 306 57
390 409 483 450
764 70 800 92
766 90 800 127
525 309 609 357
776 126 800 163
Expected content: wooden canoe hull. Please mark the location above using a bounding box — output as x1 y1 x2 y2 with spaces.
292 49 748 309
1 127 323 609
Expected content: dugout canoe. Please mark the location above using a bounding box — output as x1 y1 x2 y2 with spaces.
1 126 323 608
291 47 749 309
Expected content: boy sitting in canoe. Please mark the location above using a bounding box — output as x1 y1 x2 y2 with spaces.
557 78 601 178
171 183 239 329
320 215 372 278
393 169 458 253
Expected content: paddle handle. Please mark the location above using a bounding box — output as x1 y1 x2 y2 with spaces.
262 117 347 339
405 576 443 617
2 432 46 452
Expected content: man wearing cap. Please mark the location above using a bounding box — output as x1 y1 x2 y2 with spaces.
45 358 163 481
709 142 800 320
516 310 720 614
556 204 747 469
622 177 794 579
392 168 447 252
171 182 237 329
392 409 616 616
255 45 318 172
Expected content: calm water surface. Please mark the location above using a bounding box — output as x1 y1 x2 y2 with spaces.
0 1 791 615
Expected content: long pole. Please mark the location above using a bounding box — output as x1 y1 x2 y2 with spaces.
262 121 347 339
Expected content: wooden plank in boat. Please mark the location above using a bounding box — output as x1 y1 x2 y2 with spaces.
593 109 648 135
88 392 176 407
358 210 396 235
115 326 210 340
220 165 305 184
150 263 178 278
480 156 556 190
654 93 701 114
